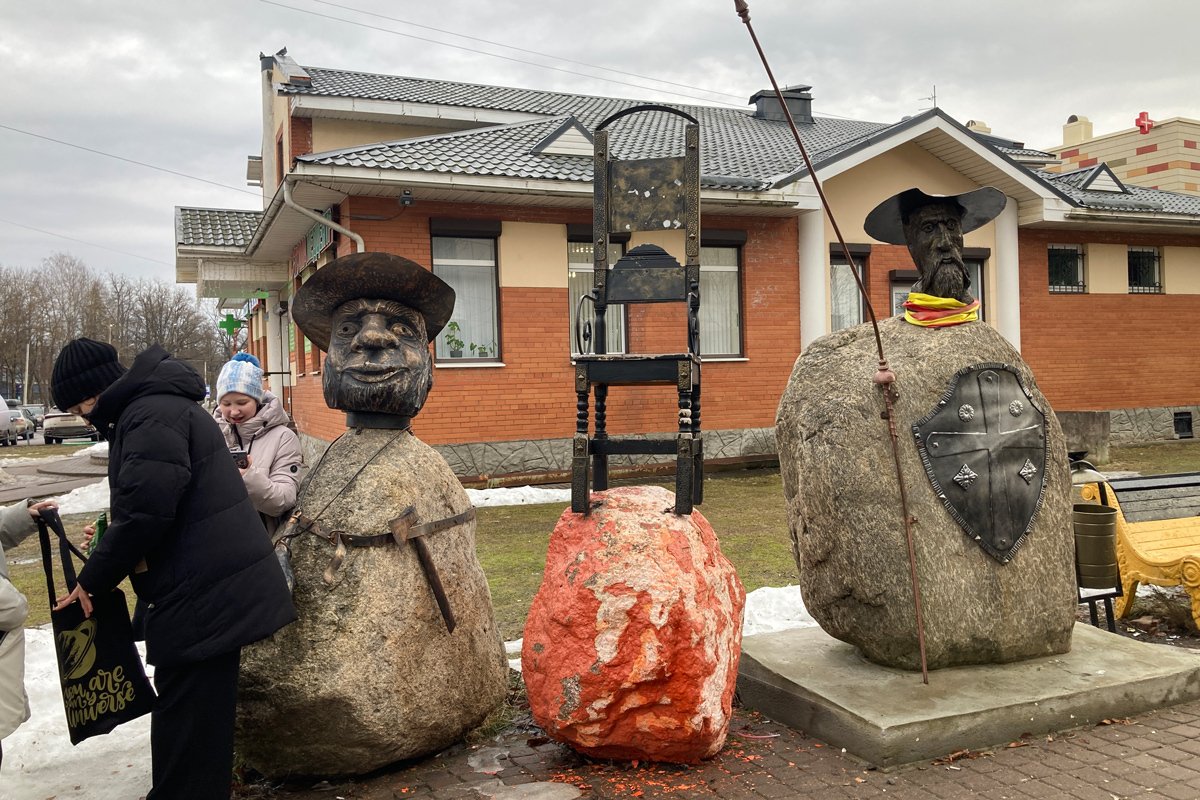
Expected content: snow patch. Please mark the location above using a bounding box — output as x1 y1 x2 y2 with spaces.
466 485 572 507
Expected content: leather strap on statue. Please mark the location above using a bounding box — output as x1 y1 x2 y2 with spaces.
282 506 474 632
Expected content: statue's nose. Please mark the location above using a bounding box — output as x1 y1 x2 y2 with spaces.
352 315 399 351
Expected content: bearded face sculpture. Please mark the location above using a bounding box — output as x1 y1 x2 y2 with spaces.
902 201 970 303
864 186 1007 306
323 298 434 417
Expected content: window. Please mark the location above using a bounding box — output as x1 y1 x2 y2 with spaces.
1128 246 1163 294
1048 245 1086 293
432 236 499 360
964 258 985 321
568 241 625 354
830 253 866 332
700 246 741 356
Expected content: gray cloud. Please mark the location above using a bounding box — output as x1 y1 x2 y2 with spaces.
2 0 1196 279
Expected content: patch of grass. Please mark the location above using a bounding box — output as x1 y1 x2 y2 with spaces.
476 467 795 641
0 442 91 460
1105 441 1200 475
4 511 135 627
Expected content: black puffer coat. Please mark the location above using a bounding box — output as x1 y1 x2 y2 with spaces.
79 346 296 667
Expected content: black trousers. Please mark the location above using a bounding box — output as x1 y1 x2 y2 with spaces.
147 648 241 800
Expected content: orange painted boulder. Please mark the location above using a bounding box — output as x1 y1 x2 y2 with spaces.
522 485 745 763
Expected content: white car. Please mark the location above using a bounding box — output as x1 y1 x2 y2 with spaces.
43 412 99 445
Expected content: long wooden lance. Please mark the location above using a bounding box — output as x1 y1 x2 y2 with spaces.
733 0 930 683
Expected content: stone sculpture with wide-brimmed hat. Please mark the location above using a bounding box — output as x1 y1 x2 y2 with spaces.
236 251 508 778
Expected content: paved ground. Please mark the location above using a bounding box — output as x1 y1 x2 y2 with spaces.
240 697 1200 800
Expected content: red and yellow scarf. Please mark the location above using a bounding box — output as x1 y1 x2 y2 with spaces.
902 292 979 327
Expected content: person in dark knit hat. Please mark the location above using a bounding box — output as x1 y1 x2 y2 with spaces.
49 339 296 800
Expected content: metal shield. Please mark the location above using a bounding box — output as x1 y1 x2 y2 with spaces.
912 363 1048 563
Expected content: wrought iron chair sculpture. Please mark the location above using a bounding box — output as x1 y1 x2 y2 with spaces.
571 105 703 515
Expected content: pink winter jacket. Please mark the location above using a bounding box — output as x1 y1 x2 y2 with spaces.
213 392 303 539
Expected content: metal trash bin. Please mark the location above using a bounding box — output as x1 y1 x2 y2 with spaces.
1073 502 1119 589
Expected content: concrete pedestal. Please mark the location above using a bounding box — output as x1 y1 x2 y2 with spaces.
738 623 1200 768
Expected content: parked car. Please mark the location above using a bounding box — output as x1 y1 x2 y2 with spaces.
20 404 45 428
19 407 38 432
43 412 99 444
0 397 17 447
8 411 32 442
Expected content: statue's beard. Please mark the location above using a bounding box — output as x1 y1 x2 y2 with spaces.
322 365 431 417
923 257 969 302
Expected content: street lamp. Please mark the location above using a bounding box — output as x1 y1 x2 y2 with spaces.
22 335 48 405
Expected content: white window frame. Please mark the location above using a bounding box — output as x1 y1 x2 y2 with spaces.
568 241 625 355
830 253 866 332
432 236 500 361
699 245 742 357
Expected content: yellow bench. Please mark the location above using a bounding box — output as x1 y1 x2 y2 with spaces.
1079 475 1200 626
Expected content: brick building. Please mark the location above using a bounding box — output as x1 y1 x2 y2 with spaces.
175 51 1200 478
1045 114 1200 196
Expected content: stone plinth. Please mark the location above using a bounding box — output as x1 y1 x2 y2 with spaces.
522 486 745 763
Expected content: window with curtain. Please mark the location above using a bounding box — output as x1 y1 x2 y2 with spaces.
432 236 499 360
568 241 625 355
965 258 985 320
830 254 865 332
700 246 741 357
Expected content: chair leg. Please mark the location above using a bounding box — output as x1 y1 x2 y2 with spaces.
593 384 609 492
1103 598 1116 632
1087 599 1099 628
572 385 590 514
1114 579 1138 619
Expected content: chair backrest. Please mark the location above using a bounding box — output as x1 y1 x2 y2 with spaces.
589 105 700 356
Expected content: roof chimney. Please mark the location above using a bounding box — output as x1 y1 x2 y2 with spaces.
966 120 992 135
750 85 814 124
1063 115 1093 146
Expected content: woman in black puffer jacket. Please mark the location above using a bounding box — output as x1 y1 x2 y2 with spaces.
50 339 296 800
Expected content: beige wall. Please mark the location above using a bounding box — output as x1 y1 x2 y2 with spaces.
311 118 451 153
1165 246 1200 294
1086 244 1128 294
498 222 568 288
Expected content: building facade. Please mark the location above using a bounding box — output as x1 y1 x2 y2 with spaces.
175 52 1200 478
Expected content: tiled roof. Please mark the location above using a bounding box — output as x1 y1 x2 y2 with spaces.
286 66 889 188
995 145 1058 159
175 207 262 247
1037 168 1200 215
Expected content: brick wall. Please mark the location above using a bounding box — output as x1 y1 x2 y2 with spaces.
288 198 801 446
1019 229 1200 411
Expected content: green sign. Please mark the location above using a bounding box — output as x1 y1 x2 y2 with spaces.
305 209 334 264
218 314 243 336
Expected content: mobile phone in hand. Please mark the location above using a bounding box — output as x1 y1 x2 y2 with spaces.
230 449 250 469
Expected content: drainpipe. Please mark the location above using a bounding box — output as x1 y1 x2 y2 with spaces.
282 179 365 254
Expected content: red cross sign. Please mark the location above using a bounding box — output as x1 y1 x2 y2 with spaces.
1135 112 1154 135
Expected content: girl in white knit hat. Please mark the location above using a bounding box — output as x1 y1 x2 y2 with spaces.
214 353 303 538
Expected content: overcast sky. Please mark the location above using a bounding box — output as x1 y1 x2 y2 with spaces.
2 0 1196 282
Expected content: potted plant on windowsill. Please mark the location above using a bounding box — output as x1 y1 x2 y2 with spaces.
470 342 488 359
444 321 465 358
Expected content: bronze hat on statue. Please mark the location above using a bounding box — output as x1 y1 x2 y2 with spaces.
291 252 455 351
863 186 1007 245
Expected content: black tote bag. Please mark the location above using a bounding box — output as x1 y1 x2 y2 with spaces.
38 507 156 745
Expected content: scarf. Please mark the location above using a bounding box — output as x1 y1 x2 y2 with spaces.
902 292 980 327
